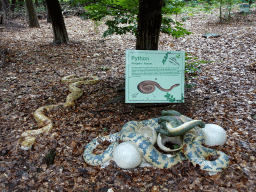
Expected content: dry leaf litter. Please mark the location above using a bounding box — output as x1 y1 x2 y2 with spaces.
0 7 256 192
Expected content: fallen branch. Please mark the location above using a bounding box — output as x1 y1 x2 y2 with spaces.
249 62 256 67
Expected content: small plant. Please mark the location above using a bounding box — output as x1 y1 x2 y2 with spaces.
173 144 180 149
93 20 102 34
185 61 201 75
188 12 194 17
190 0 198 7
181 16 189 21
185 83 196 89
43 148 57 166
78 0 191 39
98 66 110 71
184 53 214 81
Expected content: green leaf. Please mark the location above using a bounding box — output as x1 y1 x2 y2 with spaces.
78 0 190 39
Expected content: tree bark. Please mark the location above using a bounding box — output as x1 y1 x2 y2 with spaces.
11 0 16 12
136 0 163 50
249 0 253 7
2 0 10 16
42 1 51 23
2 0 10 9
45 0 69 44
46 6 52 23
25 0 40 27
0 1 2 23
35 0 39 7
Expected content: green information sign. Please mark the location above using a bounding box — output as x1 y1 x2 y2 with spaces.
125 50 185 103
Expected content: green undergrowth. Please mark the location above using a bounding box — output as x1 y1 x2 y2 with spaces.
185 53 214 82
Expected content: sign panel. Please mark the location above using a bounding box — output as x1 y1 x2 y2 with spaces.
125 50 185 103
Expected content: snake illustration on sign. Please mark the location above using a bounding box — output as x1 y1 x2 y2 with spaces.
137 80 180 94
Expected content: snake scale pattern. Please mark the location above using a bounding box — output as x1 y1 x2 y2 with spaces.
137 80 180 94
20 75 99 150
84 110 229 174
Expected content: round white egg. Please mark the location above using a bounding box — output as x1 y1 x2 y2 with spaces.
113 142 142 169
202 124 227 146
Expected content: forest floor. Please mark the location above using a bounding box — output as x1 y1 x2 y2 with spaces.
0 7 256 192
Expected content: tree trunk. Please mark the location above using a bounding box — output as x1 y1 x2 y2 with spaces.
2 0 10 16
136 0 163 50
46 6 52 23
45 0 69 44
249 0 253 7
0 1 2 23
43 1 51 23
220 0 222 23
2 0 10 9
11 0 16 12
25 0 40 27
35 0 39 7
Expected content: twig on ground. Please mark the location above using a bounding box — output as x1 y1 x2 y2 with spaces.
49 65 63 77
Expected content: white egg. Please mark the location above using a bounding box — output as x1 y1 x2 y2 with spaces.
202 124 227 146
113 142 142 169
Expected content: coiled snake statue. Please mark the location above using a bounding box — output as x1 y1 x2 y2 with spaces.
20 75 100 150
84 110 229 174
137 80 180 94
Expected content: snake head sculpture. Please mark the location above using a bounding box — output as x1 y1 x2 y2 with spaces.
156 110 205 137
155 110 229 174
156 110 204 153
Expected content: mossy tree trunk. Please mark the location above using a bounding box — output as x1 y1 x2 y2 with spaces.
45 0 69 44
25 0 40 27
136 0 163 50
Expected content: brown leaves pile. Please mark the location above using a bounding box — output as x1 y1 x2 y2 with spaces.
0 7 256 191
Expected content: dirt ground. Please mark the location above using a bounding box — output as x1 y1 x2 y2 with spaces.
0 7 256 192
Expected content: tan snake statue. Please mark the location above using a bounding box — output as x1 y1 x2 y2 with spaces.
137 80 180 94
20 75 100 150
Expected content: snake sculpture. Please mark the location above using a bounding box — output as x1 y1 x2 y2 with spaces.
84 110 229 174
137 80 180 94
19 75 229 174
20 75 100 150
